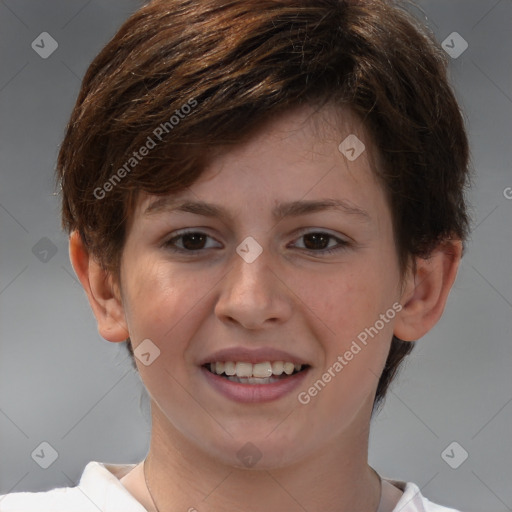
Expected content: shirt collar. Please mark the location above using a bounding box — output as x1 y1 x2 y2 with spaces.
78 461 148 512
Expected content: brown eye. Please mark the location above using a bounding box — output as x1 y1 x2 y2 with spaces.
302 233 331 250
291 231 350 255
163 231 221 252
180 233 207 250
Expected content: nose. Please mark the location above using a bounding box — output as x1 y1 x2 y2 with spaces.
214 246 293 330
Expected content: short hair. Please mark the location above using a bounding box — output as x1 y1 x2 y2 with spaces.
56 0 470 413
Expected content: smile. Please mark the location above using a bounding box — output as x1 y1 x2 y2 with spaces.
202 361 310 402
206 361 305 381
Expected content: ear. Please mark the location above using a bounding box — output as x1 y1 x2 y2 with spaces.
69 231 129 342
394 239 462 342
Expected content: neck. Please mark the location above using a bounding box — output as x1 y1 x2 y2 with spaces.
141 405 381 512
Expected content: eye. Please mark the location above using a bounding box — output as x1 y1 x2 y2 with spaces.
163 230 222 252
162 229 350 255
290 231 350 255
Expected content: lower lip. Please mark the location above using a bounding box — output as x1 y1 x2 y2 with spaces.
201 366 310 403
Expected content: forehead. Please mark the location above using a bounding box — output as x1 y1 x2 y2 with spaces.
135 103 386 222
204 103 377 171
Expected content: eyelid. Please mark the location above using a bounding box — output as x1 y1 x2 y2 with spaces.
291 227 351 241
163 229 223 251
288 228 351 253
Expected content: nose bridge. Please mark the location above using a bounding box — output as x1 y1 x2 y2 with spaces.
215 241 291 328
228 243 273 303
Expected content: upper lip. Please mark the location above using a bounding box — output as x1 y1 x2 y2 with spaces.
199 347 310 366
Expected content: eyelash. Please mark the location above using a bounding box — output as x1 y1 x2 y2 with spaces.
162 229 350 256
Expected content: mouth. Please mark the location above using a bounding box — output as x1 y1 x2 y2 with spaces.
203 361 309 384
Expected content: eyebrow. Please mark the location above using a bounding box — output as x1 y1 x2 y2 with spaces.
144 197 371 222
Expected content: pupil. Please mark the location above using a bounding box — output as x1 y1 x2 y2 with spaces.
304 233 328 250
182 233 206 250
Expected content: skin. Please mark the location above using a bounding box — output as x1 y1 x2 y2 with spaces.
71 104 462 512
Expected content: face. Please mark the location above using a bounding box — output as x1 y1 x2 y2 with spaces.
117 104 404 468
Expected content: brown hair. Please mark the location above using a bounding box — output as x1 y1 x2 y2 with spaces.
57 0 470 413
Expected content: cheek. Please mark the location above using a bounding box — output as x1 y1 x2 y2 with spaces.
314 263 399 419
289 251 399 397
121 258 213 354
291 259 398 344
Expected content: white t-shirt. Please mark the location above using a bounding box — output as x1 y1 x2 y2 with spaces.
0 461 462 512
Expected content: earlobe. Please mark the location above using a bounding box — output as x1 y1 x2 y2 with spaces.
394 239 462 342
69 231 129 342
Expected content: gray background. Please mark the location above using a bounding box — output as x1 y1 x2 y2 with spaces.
0 1 511 511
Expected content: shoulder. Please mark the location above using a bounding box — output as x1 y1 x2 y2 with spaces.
0 482 98 512
386 479 462 512
0 461 145 512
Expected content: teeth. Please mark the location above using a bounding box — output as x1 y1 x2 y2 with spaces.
283 362 295 375
224 361 236 376
226 376 282 384
272 361 284 375
235 362 253 378
208 361 304 378
253 362 273 378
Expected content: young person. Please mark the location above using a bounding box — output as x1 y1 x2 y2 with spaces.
0 0 469 510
